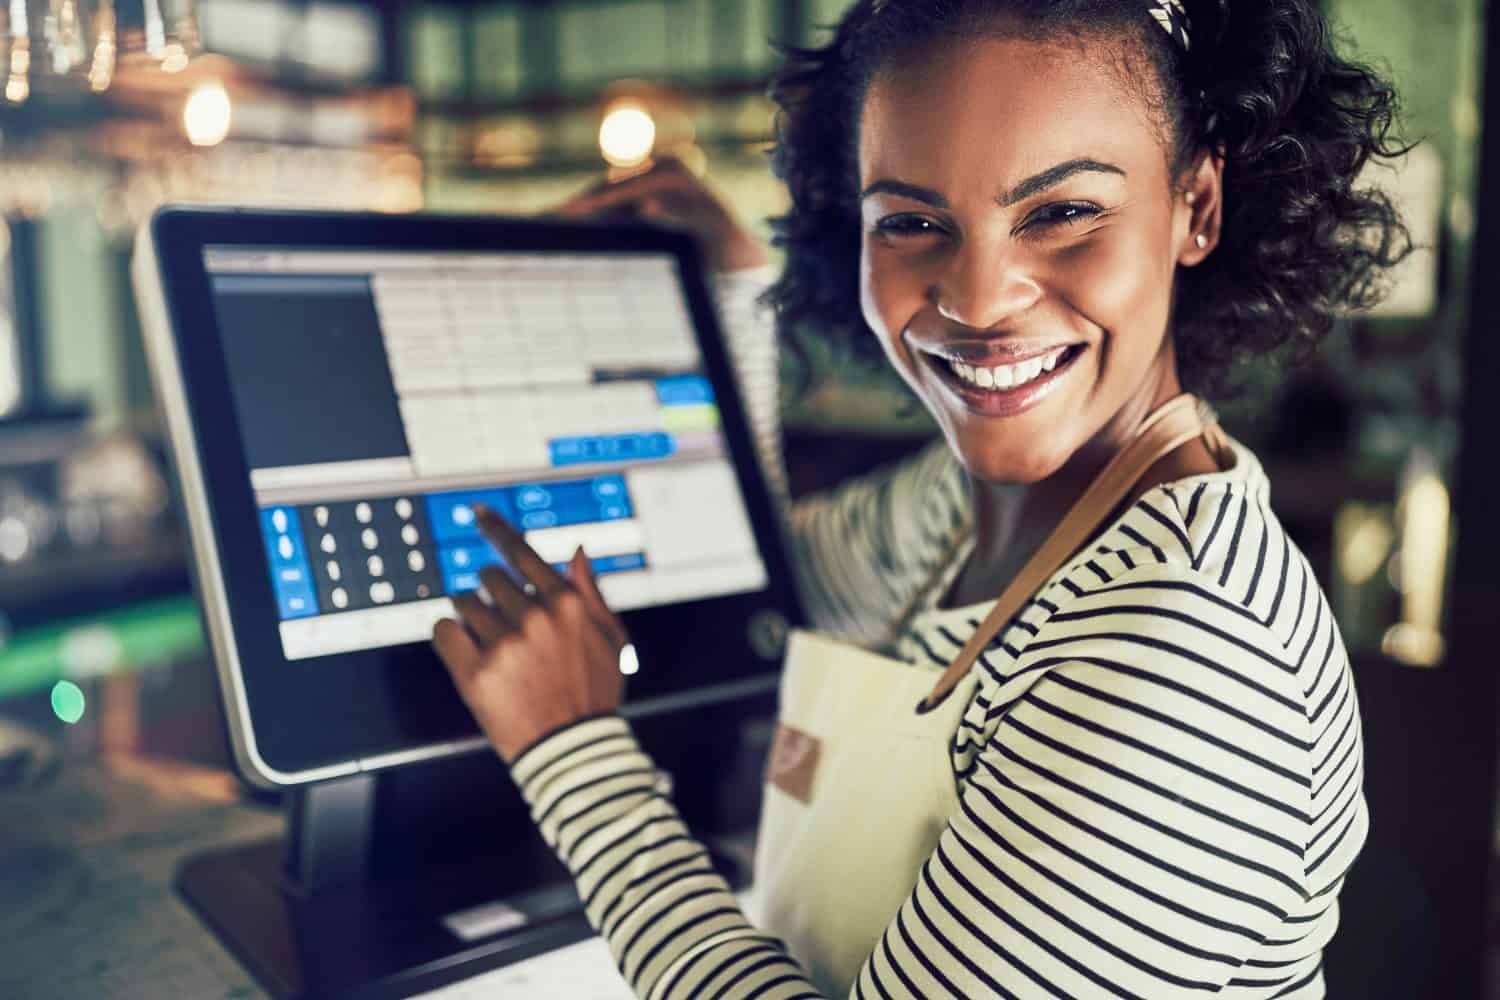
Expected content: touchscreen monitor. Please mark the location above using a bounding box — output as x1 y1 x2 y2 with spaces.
204 247 769 661
135 209 799 786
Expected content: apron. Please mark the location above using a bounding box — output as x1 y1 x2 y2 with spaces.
747 394 1233 996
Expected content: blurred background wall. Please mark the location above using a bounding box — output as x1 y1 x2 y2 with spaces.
0 0 1478 725
0 0 1490 991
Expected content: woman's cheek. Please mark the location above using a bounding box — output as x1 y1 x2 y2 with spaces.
861 245 923 359
1053 228 1171 357
858 243 885 338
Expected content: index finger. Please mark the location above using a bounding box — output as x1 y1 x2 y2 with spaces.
473 504 570 599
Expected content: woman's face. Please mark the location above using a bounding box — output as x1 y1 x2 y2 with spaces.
858 34 1218 484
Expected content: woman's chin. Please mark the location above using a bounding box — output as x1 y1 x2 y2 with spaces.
951 435 1075 487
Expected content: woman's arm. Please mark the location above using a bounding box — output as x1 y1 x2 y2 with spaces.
509 716 811 999
505 560 1329 999
781 438 962 647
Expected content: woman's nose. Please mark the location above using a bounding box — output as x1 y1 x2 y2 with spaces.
929 247 1042 331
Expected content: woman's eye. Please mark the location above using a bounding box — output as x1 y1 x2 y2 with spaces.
1024 202 1102 231
874 215 945 238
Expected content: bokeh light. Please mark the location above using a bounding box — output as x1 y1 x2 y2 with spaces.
618 642 640 676
183 83 233 147
50 681 86 725
598 102 655 167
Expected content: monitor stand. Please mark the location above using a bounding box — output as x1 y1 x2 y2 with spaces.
175 750 748 999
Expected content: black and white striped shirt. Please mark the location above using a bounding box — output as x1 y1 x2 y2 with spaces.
508 274 1365 998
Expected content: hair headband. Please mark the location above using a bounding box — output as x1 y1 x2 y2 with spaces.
1149 0 1193 51
866 1 1197 53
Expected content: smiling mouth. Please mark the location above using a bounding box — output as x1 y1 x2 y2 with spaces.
917 341 1086 418
926 343 1085 390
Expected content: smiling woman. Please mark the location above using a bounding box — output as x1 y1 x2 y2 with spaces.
440 1 1413 998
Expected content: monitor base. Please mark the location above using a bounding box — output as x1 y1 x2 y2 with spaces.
175 763 752 999
176 833 595 1000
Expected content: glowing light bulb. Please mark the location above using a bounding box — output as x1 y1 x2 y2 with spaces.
183 83 232 147
598 102 656 168
6 39 31 105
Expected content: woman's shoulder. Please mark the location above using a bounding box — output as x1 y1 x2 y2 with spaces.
1089 435 1301 622
970 498 1325 770
1022 432 1331 689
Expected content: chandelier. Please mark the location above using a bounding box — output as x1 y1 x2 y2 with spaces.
0 0 201 103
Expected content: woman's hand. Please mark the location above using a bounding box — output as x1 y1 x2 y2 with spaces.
553 157 771 274
431 505 631 764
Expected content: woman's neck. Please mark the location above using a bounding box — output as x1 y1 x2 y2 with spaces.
942 359 1218 609
947 451 1105 610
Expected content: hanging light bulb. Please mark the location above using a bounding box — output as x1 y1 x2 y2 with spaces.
116 0 198 70
86 0 111 90
46 0 88 74
4 0 31 103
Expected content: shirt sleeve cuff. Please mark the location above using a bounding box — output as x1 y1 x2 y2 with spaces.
508 713 647 807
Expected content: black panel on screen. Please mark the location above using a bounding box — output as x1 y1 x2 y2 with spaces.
211 274 409 469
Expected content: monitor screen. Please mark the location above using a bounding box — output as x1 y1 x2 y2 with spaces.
202 246 769 662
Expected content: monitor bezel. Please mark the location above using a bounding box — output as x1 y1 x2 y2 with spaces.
136 205 802 788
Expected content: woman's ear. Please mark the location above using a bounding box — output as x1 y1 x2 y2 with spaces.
1177 150 1225 267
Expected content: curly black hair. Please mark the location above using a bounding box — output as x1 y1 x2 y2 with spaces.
763 0 1413 397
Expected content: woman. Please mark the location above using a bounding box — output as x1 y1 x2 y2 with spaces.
431 0 1409 995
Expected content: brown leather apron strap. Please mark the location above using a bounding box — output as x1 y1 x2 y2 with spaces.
914 393 1217 713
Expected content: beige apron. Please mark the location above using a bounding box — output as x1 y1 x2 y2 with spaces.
748 394 1232 997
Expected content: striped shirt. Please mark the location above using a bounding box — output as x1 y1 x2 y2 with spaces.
507 273 1366 998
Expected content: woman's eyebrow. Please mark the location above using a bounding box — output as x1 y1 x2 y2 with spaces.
998 159 1126 206
859 159 1126 209
859 180 948 208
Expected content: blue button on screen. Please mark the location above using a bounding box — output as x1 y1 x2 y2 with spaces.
655 374 715 406
260 506 318 620
425 475 641 598
549 432 675 468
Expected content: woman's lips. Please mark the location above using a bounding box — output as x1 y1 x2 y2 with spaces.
940 343 1073 387
933 342 1081 368
922 343 1086 418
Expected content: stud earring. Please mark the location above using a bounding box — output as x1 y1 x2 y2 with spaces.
1194 233 1208 249
1185 191 1198 205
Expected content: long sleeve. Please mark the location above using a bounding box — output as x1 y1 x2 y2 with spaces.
783 438 965 646
508 715 813 999
710 268 968 645
509 559 1337 999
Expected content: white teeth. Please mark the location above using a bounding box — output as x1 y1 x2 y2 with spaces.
943 346 1074 391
